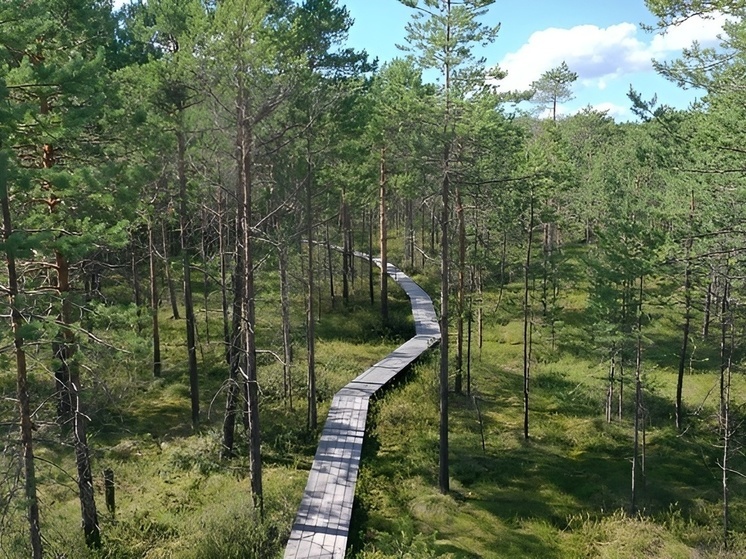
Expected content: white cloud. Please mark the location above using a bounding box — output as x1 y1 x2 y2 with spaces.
495 13 727 93
588 102 633 120
649 13 727 55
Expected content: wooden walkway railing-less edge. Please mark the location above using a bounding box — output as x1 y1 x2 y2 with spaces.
283 255 440 559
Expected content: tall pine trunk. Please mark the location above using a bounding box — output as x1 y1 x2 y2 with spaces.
702 270 715 338
280 242 293 410
606 349 616 423
218 187 231 363
380 147 388 323
161 221 181 320
240 124 262 509
405 198 414 270
439 13 453 493
631 274 644 514
342 194 351 305
306 139 318 431
523 195 534 441
200 207 211 344
148 222 162 378
325 221 335 309
178 127 199 429
368 209 375 305
222 95 248 459
439 142 450 495
2 172 43 558
720 295 733 548
719 274 730 430
57 251 100 547
455 185 466 395
131 250 142 333
676 236 692 430
222 253 243 458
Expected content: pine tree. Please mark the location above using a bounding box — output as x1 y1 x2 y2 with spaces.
0 0 133 547
399 0 500 494
530 61 578 121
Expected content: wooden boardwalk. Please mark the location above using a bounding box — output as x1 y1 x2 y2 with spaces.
283 257 440 559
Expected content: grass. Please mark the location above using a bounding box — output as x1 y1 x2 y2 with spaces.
0 248 413 557
3 240 746 558
352 250 746 558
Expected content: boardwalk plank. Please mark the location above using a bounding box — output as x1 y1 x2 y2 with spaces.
284 256 440 559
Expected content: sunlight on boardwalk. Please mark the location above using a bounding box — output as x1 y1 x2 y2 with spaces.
284 258 440 559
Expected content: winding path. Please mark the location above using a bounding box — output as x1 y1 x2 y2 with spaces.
283 254 440 559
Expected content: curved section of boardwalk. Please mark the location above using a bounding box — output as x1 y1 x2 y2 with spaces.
284 256 440 559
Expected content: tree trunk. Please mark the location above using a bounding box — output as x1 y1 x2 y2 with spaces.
421 202 426 269
631 274 644 515
201 206 211 344
439 166 450 494
306 143 317 431
439 14 453 494
619 277 631 421
541 223 550 317
495 230 508 311
368 209 375 305
222 255 243 458
280 243 293 410
342 195 351 305
132 250 142 333
148 222 162 378
466 279 473 397
57 250 100 547
676 235 692 431
161 221 181 320
218 187 231 363
523 195 534 441
222 96 248 459
722 366 731 548
39 91 99 545
702 271 714 338
430 203 437 256
178 127 200 429
606 350 615 423
618 360 624 422
455 185 466 395
325 220 335 309
405 198 414 270
2 174 44 559
53 252 73 424
71 366 100 548
240 126 262 510
380 147 388 323
721 304 733 548
719 274 730 430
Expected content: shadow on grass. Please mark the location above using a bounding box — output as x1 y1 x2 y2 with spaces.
315 294 415 345
91 359 230 446
354 358 738 558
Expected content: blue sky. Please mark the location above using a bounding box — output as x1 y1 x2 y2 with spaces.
342 0 728 120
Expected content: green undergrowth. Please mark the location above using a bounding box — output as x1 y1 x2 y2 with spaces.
5 243 746 558
352 259 746 558
1 255 415 557
354 364 746 557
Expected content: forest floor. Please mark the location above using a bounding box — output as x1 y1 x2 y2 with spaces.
2 258 414 558
3 248 745 558
352 264 746 558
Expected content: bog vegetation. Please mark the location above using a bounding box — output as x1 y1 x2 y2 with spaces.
1 0 746 557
